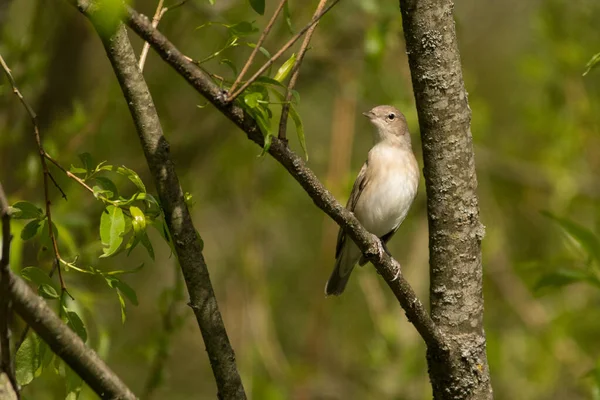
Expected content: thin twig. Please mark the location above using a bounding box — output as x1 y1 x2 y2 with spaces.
139 0 188 72
48 172 67 200
0 182 19 398
226 0 341 103
278 0 328 142
228 0 288 95
0 53 68 293
44 152 95 195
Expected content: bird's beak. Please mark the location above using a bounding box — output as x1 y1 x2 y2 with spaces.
362 110 375 119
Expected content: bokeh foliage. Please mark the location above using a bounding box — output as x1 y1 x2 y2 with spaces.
1 0 599 399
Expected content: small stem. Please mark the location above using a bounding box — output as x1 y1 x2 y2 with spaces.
139 0 188 72
226 0 341 103
278 0 328 142
228 0 288 95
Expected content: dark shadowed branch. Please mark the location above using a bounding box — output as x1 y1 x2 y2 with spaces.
121 7 448 353
73 3 247 398
0 182 18 398
7 269 137 399
399 0 493 398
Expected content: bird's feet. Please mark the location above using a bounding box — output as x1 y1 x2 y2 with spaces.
367 234 386 260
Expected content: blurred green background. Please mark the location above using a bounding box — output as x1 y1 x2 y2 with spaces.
1 0 600 399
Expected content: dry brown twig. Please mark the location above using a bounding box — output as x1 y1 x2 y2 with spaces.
278 0 328 142
228 0 288 95
139 0 188 72
226 0 341 103
0 53 70 297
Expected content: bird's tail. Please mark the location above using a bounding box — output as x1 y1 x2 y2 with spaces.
325 243 360 296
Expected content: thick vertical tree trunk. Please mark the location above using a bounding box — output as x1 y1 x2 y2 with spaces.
398 1 493 398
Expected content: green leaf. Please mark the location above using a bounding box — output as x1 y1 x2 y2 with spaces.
542 212 600 262
245 43 271 59
65 363 83 400
38 284 59 299
92 186 114 200
100 206 126 258
21 266 58 291
21 220 41 240
219 58 238 77
69 166 87 174
95 176 119 199
106 277 139 306
129 206 146 235
283 1 294 33
583 51 600 76
141 232 155 261
535 268 592 291
15 333 41 386
255 76 286 88
116 166 146 193
78 152 95 172
10 201 43 220
228 21 259 37
289 105 308 160
274 53 296 82
248 0 265 15
64 309 88 342
244 92 263 108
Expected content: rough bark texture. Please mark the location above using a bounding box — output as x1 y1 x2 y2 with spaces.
123 8 449 353
398 0 493 398
76 3 247 398
8 271 136 399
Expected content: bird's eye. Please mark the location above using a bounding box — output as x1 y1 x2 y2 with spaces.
387 113 395 120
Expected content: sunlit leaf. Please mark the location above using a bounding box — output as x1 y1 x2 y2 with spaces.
38 284 59 299
244 92 263 108
99 205 125 258
583 51 600 76
116 166 146 193
130 206 146 235
274 53 297 82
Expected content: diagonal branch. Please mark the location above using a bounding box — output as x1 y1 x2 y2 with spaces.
122 7 448 353
278 0 327 142
226 0 340 103
75 4 247 399
0 182 18 398
7 268 136 399
228 0 288 96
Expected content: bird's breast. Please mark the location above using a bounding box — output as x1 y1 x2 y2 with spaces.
354 148 419 237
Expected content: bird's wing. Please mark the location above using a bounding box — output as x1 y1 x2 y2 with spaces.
335 161 369 258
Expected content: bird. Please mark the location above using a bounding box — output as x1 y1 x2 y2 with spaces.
325 105 419 296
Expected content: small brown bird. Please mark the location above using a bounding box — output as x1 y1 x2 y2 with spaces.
325 105 419 296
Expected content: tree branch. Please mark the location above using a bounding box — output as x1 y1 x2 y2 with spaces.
399 0 493 398
226 0 340 103
278 0 327 142
122 7 448 353
76 4 247 398
228 0 288 96
0 182 18 398
7 269 136 399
